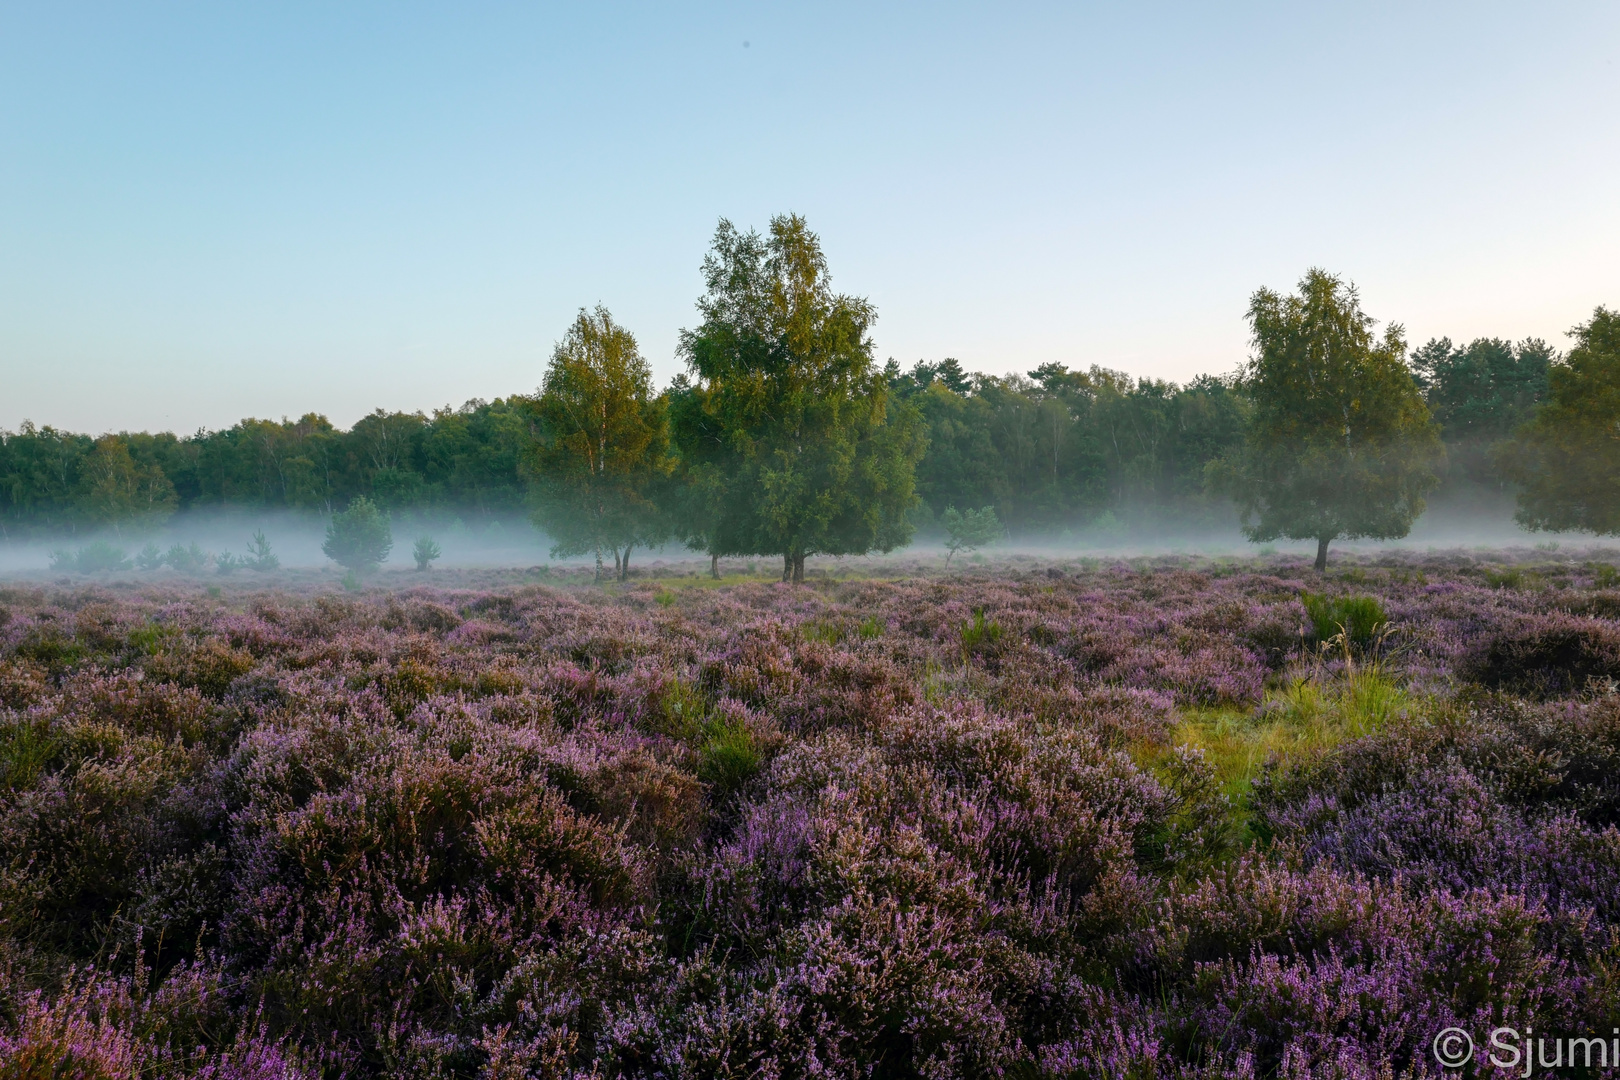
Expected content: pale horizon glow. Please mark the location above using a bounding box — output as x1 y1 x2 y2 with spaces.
2 2 1617 435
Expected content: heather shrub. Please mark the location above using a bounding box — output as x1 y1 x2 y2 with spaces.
145 640 259 699
1 555 1618 1076
222 710 655 1066
15 621 83 669
1463 611 1620 696
0 659 47 708
0 961 313 1080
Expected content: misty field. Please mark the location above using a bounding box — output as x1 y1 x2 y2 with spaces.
2 550 1620 1078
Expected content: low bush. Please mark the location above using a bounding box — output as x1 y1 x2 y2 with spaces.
1463 611 1620 696
48 541 132 574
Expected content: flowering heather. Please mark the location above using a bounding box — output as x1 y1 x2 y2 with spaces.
2 549 1620 1077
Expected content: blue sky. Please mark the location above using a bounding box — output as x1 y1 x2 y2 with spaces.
2 2 1617 434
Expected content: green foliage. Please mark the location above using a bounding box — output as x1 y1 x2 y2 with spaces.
1211 269 1442 570
695 716 760 798
412 535 441 571
1504 307 1620 534
1301 592 1388 646
528 307 672 582
676 214 925 582
164 542 209 573
135 542 164 570
959 608 1004 658
891 363 1247 536
246 530 278 569
802 619 842 645
1483 567 1526 589
216 531 278 575
49 540 132 573
79 434 178 531
323 496 393 572
0 716 62 791
1594 564 1620 589
0 401 535 539
941 504 1003 566
0 247 1577 554
1411 335 1552 490
655 681 709 740
857 615 884 639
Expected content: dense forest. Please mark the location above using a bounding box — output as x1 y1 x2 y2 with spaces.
0 342 1552 541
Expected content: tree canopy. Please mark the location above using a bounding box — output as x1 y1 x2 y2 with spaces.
1503 307 1620 534
1212 269 1441 570
1410 335 1553 491
676 215 925 582
527 307 672 581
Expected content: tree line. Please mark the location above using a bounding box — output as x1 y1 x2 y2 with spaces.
2 213 1611 575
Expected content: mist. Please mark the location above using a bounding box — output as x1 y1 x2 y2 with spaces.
0 490 1591 585
0 510 558 577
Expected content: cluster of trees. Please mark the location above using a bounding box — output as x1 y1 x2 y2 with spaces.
3 211 1615 574
528 217 923 582
0 401 531 535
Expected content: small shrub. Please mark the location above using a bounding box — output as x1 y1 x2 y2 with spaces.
49 541 131 574
323 496 392 572
135 542 165 571
412 535 441 571
246 529 280 570
146 640 258 698
654 681 709 739
942 504 1003 567
16 624 81 667
802 619 841 644
165 542 210 573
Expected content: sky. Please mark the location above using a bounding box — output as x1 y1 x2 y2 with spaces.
2 1 1617 435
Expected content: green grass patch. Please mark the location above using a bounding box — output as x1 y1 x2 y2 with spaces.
802 619 842 645
1483 567 1526 589
696 716 760 797
1301 592 1387 645
0 716 63 791
1160 669 1411 815
959 609 1003 659
126 621 180 656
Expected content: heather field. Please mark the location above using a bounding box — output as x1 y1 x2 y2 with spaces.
4 550 1620 1078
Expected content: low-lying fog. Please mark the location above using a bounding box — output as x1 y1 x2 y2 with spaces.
0 490 1602 581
